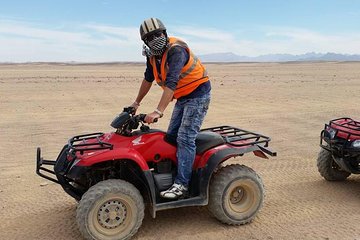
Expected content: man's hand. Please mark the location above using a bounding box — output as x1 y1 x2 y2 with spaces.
144 111 161 124
129 101 140 113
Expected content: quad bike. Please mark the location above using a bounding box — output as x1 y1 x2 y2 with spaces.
36 107 276 240
318 117 360 180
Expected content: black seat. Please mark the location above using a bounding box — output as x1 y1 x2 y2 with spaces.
164 131 225 155
195 131 225 154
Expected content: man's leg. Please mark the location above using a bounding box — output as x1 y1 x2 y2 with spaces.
175 94 210 187
161 94 210 199
166 100 184 142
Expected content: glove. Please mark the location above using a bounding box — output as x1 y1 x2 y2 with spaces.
142 44 151 58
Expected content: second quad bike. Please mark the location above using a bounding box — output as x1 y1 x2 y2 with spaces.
36 107 276 240
318 117 360 180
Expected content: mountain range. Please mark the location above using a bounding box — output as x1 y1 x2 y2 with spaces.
199 52 360 62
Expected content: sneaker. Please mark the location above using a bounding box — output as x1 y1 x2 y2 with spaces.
160 183 188 199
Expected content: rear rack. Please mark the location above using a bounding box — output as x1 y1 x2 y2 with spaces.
201 126 271 147
68 132 113 154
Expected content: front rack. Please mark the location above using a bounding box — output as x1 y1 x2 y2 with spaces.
201 126 271 147
328 117 360 140
68 132 113 154
320 118 360 153
330 117 360 129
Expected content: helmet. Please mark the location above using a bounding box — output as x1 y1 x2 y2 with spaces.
140 18 166 41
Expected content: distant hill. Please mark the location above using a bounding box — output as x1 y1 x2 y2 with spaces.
199 52 360 62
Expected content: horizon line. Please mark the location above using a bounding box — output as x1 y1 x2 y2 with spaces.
2 60 360 65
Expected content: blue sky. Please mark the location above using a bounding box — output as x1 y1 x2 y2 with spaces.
1 0 360 62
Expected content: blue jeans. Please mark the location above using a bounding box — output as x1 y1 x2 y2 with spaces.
167 93 211 187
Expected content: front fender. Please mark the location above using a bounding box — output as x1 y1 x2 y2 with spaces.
75 147 149 170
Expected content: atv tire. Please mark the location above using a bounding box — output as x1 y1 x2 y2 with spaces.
317 148 350 181
208 164 264 225
76 179 144 240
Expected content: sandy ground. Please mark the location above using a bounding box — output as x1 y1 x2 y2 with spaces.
1 62 360 240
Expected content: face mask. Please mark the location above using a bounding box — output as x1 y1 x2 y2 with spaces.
147 35 167 56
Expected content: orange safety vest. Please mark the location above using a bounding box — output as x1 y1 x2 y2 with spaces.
149 37 209 99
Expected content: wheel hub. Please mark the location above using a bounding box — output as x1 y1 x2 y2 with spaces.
97 200 127 229
230 187 245 204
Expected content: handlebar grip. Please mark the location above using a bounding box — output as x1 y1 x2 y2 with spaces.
138 114 158 123
138 114 146 122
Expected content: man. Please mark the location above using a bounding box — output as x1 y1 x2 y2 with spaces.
130 18 211 199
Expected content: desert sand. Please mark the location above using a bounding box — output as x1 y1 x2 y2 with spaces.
0 62 359 240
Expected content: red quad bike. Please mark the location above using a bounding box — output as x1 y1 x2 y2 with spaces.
318 117 360 180
36 107 276 240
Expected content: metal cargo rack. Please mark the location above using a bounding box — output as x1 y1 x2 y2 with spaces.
68 133 113 155
201 125 271 147
327 117 360 141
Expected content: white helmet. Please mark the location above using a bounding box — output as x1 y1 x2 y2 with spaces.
139 18 166 41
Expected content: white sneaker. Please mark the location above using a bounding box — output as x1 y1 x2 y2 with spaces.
160 183 188 199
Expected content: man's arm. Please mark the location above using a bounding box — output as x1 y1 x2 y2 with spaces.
135 79 152 104
144 46 188 123
156 87 174 113
144 86 173 123
156 46 188 113
131 58 154 109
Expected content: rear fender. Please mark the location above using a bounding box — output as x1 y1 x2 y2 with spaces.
197 145 271 199
76 147 149 170
196 144 263 169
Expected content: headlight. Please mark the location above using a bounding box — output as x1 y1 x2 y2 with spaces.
352 140 360 148
327 128 336 139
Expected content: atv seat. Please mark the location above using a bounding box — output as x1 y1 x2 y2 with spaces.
164 131 225 155
195 131 225 154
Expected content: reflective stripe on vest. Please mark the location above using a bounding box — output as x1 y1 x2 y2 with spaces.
150 37 209 98
179 54 208 80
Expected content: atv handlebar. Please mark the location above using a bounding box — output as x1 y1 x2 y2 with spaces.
111 108 158 135
123 107 158 123
137 114 158 123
